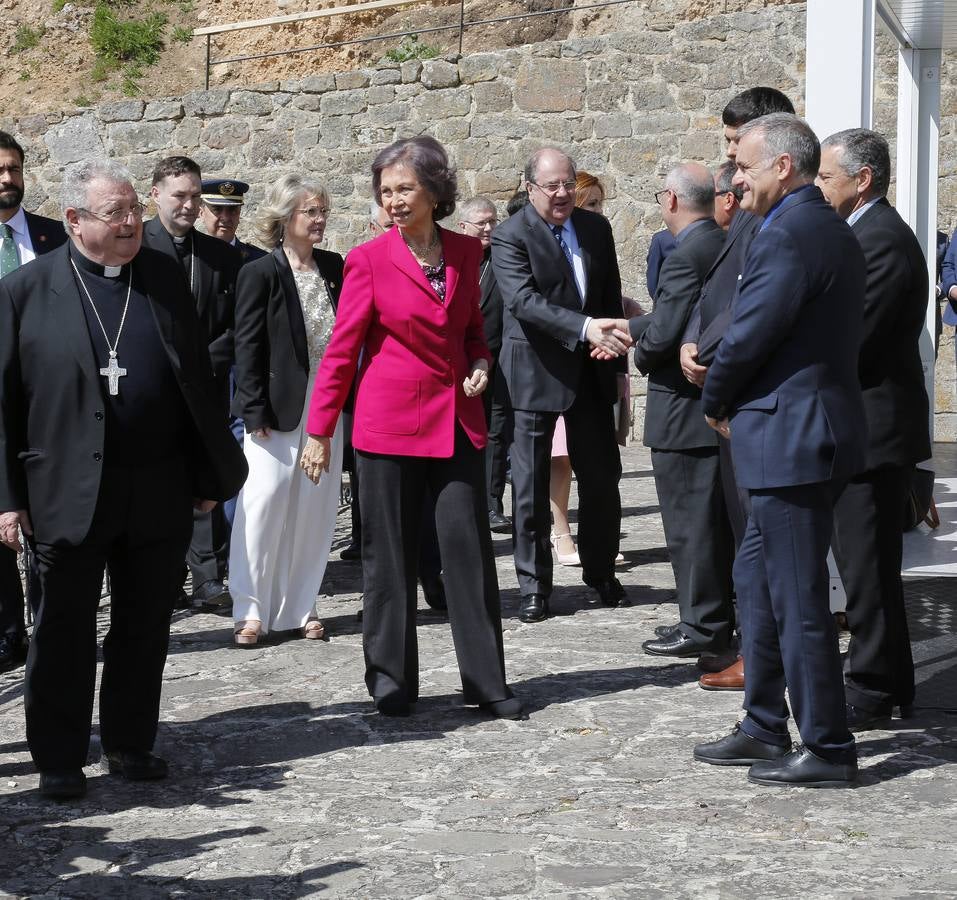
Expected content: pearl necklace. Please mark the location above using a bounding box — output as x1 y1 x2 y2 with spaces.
401 226 440 259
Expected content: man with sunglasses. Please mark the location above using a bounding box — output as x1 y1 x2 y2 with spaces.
491 147 630 622
143 156 243 612
0 130 66 675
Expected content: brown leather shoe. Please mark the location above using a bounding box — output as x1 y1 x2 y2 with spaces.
699 656 744 691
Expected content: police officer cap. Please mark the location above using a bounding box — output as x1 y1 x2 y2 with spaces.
201 179 250 206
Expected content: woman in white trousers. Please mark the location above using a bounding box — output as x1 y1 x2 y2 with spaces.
228 175 345 646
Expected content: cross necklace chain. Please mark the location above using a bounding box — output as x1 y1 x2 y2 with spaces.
71 259 131 396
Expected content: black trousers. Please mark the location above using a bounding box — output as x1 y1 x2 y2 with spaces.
650 446 734 647
186 505 229 588
24 457 193 771
510 367 621 597
832 466 914 711
735 482 855 762
343 427 442 580
0 545 25 639
483 365 513 515
356 428 509 705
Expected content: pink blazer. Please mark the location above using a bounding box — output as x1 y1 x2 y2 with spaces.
306 225 491 458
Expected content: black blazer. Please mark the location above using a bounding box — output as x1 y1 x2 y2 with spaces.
479 250 504 363
235 238 267 265
491 204 625 413
683 210 761 365
630 219 725 450
232 246 344 433
141 217 242 384
852 198 931 470
25 211 67 255
0 243 248 545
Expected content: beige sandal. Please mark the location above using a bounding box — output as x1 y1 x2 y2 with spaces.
302 618 325 640
234 620 261 647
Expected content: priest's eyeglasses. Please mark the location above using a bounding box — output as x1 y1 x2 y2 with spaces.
80 203 146 226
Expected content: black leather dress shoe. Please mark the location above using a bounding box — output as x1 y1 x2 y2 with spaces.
173 589 191 610
0 632 28 672
488 511 512 534
693 724 792 766
479 697 527 720
193 580 230 610
340 543 361 561
642 630 710 658
519 594 549 622
588 577 629 608
846 702 892 732
39 769 87 799
375 694 411 717
748 746 858 788
420 573 447 610
654 623 680 638
105 750 168 780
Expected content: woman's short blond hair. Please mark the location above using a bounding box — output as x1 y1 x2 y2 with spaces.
255 174 330 249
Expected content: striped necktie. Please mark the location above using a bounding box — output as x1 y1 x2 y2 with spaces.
0 223 20 279
551 223 573 265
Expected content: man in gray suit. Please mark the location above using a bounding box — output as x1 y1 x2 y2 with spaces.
611 164 733 656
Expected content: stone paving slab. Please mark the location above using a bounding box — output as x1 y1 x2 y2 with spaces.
2 445 956 898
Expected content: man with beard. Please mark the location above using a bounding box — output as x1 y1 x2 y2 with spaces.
0 131 66 673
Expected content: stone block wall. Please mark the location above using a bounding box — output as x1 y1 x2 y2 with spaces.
4 1 956 441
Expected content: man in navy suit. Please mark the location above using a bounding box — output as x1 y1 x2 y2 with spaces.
816 128 930 730
693 114 867 787
198 178 267 265
0 130 66 673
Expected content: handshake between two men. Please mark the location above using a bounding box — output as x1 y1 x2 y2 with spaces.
587 325 730 440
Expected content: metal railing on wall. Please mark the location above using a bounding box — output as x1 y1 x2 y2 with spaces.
194 0 636 90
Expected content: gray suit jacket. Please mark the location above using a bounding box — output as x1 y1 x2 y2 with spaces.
630 218 725 450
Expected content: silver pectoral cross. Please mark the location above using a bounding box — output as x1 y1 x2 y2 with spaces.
100 351 127 396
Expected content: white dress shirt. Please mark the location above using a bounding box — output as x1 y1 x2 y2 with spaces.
0 207 37 266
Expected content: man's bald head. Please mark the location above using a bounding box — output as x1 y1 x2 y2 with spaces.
665 163 716 215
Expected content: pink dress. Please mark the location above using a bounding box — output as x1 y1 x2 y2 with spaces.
551 416 568 458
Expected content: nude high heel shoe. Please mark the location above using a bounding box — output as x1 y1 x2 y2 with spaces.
550 530 581 566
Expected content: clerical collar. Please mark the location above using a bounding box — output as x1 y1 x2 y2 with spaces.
69 244 129 279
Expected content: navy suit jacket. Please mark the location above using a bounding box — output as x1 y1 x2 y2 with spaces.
701 186 867 490
25 211 67 256
645 229 676 300
235 238 267 265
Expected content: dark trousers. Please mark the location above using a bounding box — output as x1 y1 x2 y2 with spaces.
0 545 25 639
735 482 855 762
24 458 193 771
718 434 750 550
356 428 509 705
187 505 229 587
832 466 914 711
483 365 513 515
511 368 621 597
651 446 734 647
344 415 442 580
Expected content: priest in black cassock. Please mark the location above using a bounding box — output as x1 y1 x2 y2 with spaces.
142 156 242 610
0 160 247 800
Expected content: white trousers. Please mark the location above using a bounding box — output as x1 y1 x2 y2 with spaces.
230 387 343 634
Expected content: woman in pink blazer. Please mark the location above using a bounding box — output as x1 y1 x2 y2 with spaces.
301 137 523 721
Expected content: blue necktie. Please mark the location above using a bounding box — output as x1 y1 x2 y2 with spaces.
551 224 573 266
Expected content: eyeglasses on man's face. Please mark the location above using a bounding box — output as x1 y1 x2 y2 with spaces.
654 188 673 206
530 180 576 197
465 218 498 229
80 203 146 226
